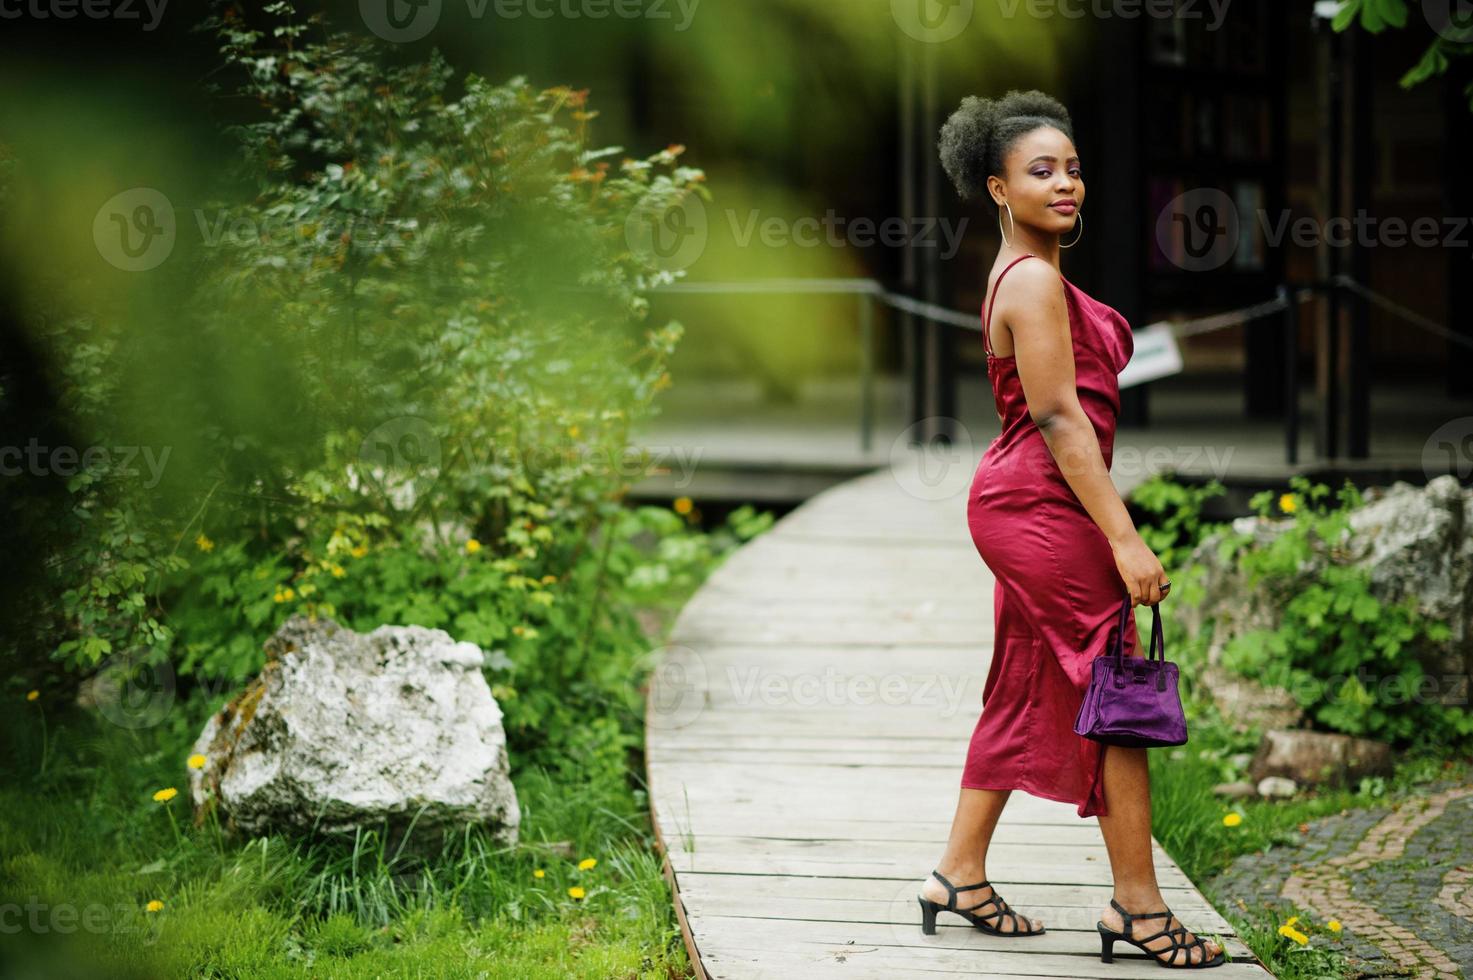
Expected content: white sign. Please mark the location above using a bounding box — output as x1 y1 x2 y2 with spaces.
1118 321 1184 389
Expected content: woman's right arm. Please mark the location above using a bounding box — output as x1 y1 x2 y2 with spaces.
995 262 1166 607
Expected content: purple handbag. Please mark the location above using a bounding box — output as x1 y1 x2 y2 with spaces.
1073 593 1187 748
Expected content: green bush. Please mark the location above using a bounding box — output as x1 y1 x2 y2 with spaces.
10 0 709 706
1217 476 1466 746
1128 472 1228 571
1133 473 1469 748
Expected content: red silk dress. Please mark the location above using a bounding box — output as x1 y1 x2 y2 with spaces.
962 252 1140 818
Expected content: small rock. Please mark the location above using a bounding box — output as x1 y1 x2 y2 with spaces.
1212 781 1258 799
1248 728 1393 787
1257 776 1299 798
1229 753 1254 771
1201 664 1305 734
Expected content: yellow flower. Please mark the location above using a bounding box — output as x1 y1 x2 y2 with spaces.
350 544 368 558
673 497 693 515
567 424 580 438
578 857 597 870
152 787 178 803
187 754 207 770
273 587 295 603
533 868 545 879
145 900 164 913
26 690 39 702
1326 919 1342 934
1285 916 1299 927
1277 923 1309 945
1222 812 1242 827
540 574 557 584
195 533 214 552
1279 493 1296 514
329 563 346 578
465 538 482 554
567 886 585 899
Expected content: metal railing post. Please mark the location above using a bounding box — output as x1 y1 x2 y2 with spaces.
860 290 875 454
1283 284 1298 465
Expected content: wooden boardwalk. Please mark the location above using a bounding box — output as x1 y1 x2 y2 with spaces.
644 465 1273 979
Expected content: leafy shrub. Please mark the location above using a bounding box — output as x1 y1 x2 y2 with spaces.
1156 474 1468 747
11 0 710 712
1128 473 1228 571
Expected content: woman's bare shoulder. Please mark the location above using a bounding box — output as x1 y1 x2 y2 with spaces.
990 258 1067 326
995 256 1064 300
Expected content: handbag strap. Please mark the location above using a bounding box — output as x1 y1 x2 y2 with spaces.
1111 592 1167 667
1149 602 1165 665
1111 592 1132 665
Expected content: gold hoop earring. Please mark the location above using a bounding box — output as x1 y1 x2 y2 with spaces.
998 202 1015 247
1060 211 1083 249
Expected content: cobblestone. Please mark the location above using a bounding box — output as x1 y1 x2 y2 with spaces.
1208 782 1473 977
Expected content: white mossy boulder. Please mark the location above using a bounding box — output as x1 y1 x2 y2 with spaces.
188 615 519 847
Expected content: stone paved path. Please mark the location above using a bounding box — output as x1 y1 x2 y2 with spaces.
1209 781 1473 977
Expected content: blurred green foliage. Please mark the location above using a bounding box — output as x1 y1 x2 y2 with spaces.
5 1 716 722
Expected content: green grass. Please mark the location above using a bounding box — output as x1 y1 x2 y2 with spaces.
0 686 693 979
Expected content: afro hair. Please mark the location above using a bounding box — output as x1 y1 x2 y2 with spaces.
937 89 1074 204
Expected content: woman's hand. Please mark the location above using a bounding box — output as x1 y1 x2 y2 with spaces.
1110 533 1169 607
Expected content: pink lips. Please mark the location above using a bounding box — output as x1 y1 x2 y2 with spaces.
1050 201 1078 214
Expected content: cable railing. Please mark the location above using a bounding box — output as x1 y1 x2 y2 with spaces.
650 275 1470 462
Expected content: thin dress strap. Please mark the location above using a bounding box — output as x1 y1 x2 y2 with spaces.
983 253 1039 358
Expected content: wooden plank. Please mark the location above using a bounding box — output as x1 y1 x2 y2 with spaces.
645 469 1272 978
692 917 1256 963
672 874 1233 928
700 938 1266 980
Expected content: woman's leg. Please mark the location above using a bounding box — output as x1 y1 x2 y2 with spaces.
919 787 1043 932
1096 746 1221 963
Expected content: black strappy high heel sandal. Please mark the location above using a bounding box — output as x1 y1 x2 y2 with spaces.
1097 897 1226 968
917 870 1046 936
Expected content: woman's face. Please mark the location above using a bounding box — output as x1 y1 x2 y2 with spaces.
993 125 1083 235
